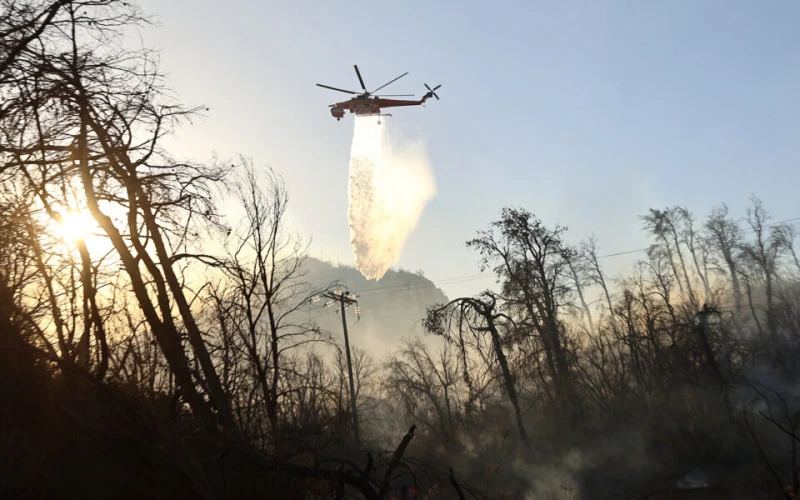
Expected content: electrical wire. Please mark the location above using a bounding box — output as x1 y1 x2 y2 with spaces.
310 215 800 306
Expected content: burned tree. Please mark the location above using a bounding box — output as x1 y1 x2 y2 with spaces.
467 207 576 408
564 246 595 335
385 338 463 449
642 207 696 305
742 197 782 338
677 206 713 303
705 204 745 318
0 0 233 429
425 293 529 446
211 163 330 448
583 235 617 330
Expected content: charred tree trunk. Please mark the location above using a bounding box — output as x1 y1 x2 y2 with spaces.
486 316 529 445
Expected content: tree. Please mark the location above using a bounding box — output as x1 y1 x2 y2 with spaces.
742 197 781 338
564 246 595 335
0 0 72 76
0 0 233 429
642 207 696 305
425 293 529 446
677 207 712 303
705 204 744 318
467 207 575 406
385 338 461 448
582 235 617 330
212 163 330 447
774 223 800 276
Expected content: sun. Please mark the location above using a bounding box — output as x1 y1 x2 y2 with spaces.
57 210 97 242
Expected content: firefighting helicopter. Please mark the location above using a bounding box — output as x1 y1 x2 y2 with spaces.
317 65 441 124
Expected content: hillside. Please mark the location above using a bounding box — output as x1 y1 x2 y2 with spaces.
302 258 450 354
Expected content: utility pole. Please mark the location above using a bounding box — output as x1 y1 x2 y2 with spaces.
322 290 361 448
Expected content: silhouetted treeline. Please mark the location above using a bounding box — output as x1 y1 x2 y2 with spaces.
1 2 799 499
418 204 800 498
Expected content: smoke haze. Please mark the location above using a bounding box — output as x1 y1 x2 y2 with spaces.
348 116 436 280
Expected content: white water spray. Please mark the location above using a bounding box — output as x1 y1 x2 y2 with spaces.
348 117 436 280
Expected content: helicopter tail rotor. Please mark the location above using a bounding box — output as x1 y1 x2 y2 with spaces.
424 83 441 100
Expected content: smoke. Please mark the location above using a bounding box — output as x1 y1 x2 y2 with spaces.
348 116 436 280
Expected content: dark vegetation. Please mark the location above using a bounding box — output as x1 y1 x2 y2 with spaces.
1 2 799 498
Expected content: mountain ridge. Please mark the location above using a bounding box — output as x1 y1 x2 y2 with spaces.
302 257 450 354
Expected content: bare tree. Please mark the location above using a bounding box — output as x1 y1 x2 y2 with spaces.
0 0 72 76
214 163 330 447
425 293 529 446
705 204 744 318
385 338 462 449
742 197 781 338
583 235 617 330
564 248 595 335
677 206 712 303
0 0 235 428
774 223 800 276
467 207 575 407
642 207 696 304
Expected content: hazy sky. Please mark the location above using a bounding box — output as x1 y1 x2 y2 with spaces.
140 0 800 299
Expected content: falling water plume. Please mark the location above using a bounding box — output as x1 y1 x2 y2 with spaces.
348 117 436 280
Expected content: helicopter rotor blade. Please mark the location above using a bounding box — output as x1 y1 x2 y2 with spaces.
317 83 359 94
354 65 367 92
424 83 441 100
375 94 415 97
371 72 409 94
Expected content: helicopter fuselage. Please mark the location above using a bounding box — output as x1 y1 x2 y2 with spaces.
329 95 431 121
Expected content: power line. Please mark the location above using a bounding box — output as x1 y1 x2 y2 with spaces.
597 248 649 259
307 276 491 319
310 215 800 304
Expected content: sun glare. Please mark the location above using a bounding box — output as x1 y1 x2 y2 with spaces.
57 210 97 242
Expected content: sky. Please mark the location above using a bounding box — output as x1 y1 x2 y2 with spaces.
139 0 800 299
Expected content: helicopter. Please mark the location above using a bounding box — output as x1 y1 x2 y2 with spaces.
317 65 440 124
